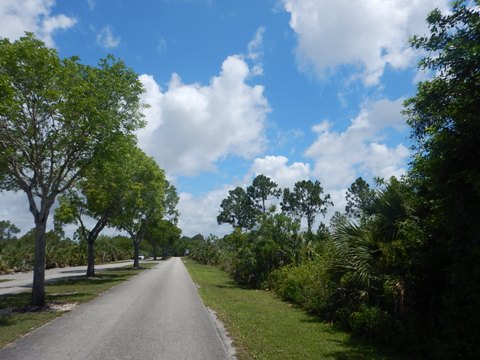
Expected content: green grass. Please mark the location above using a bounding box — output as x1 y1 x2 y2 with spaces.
0 261 158 348
0 279 12 283
184 259 404 360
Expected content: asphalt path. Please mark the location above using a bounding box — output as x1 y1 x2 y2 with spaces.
0 261 134 296
0 258 232 360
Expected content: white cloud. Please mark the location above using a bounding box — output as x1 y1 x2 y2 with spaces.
97 25 121 49
247 26 265 76
178 189 232 237
249 155 310 189
0 0 77 47
137 55 270 176
305 98 409 189
177 156 310 237
0 192 35 236
283 0 449 85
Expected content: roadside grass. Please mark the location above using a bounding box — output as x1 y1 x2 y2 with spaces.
184 259 405 360
0 261 157 348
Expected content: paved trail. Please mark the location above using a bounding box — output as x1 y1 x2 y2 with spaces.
0 261 133 296
0 258 231 360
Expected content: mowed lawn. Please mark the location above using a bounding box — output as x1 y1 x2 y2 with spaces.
184 259 403 360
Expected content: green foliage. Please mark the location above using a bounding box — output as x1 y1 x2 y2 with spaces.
0 220 20 242
269 258 337 318
0 231 133 272
145 219 181 259
217 187 256 230
281 180 333 234
95 235 133 263
0 229 35 272
188 235 221 265
345 177 375 220
109 147 165 267
348 305 393 341
246 174 281 214
185 259 401 360
0 33 146 305
403 2 480 356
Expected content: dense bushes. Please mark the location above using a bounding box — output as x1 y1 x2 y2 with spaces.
269 259 337 318
189 175 464 356
0 229 134 273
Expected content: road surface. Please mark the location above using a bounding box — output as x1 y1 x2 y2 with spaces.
0 261 134 296
0 258 232 360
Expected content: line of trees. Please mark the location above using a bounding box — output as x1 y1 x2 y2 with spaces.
190 2 480 357
0 34 179 306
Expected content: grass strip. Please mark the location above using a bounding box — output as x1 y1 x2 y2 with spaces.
0 261 158 348
183 259 404 360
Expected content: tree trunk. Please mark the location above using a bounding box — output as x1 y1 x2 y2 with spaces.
32 219 47 307
133 239 140 268
86 238 95 277
84 212 110 278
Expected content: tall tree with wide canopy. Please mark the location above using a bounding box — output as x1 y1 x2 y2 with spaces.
110 148 165 268
281 180 332 235
54 140 138 277
217 187 256 231
145 180 180 260
404 1 480 353
0 34 145 305
247 174 281 214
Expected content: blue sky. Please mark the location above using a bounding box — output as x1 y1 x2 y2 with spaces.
0 0 450 237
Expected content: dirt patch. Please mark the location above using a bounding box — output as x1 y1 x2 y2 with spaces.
0 302 79 315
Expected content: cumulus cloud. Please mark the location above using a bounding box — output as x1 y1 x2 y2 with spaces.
177 189 232 237
0 0 77 46
97 25 121 49
305 98 409 189
137 55 270 176
248 155 310 189
283 0 449 85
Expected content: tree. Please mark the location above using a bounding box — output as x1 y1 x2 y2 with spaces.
281 180 333 235
54 141 137 277
0 34 145 305
217 187 256 230
247 175 281 214
162 180 180 224
110 148 165 268
0 220 20 241
147 219 181 259
345 177 376 220
404 2 480 354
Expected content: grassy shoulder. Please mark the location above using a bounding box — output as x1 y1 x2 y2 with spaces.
184 258 403 360
0 261 158 348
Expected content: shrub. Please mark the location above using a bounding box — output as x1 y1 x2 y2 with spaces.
269 259 338 318
348 305 393 341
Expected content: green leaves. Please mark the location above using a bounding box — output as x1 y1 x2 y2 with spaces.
0 33 147 304
281 180 332 234
217 187 257 230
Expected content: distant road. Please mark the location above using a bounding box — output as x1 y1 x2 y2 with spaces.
0 261 134 296
0 258 231 360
